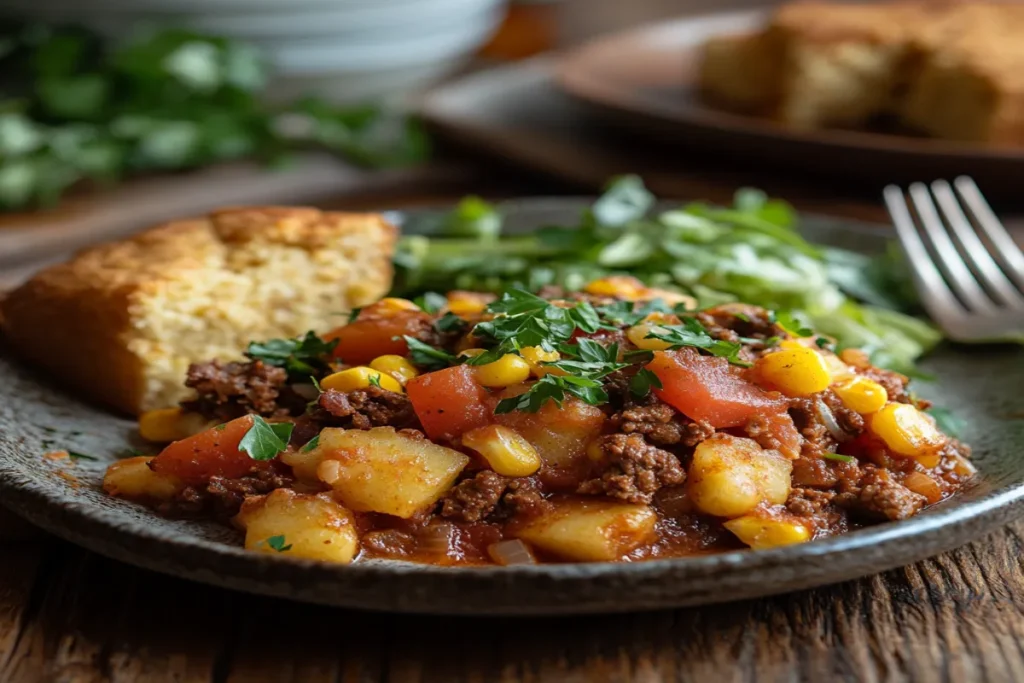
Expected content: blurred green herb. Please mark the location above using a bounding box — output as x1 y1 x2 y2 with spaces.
0 23 429 210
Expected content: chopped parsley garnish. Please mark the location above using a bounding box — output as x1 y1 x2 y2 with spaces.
368 373 383 388
68 451 99 461
403 336 458 370
348 308 362 323
643 318 750 367
264 535 292 552
815 336 832 349
238 416 294 461
822 453 855 464
772 311 814 337
594 298 676 327
434 312 468 334
414 291 448 313
301 434 321 452
246 331 338 380
629 368 663 398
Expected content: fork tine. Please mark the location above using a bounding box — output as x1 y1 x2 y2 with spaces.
954 176 1024 291
907 183 996 312
931 180 1024 309
882 185 962 316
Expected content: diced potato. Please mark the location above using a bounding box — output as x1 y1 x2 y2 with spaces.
724 514 811 550
236 489 359 564
495 394 605 469
297 427 469 518
688 434 792 518
514 497 657 562
103 456 183 502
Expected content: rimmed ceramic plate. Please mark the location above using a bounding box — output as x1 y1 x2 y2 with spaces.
555 10 1024 198
1 199 1023 615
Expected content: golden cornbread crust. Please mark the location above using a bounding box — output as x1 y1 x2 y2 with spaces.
699 1 1024 144
1 207 397 415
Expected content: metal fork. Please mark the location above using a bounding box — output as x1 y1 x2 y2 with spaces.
883 177 1024 343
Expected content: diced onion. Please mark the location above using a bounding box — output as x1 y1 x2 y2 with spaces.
419 523 456 557
904 471 943 504
487 539 537 566
816 399 852 442
290 383 321 400
953 455 977 477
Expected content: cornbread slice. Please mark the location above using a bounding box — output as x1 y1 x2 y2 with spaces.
1 207 396 415
768 2 925 129
698 31 783 114
902 3 1024 144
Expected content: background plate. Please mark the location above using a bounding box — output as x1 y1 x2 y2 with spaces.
555 11 1024 199
1 199 1023 615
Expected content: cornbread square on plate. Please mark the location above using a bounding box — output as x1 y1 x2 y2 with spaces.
902 3 1024 144
1 207 396 415
767 2 924 129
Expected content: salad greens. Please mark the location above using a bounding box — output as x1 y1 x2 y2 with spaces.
392 176 941 374
0 23 428 210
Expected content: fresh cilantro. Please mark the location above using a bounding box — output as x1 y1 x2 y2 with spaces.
264 535 292 552
594 299 673 327
310 376 323 393
495 374 608 414
463 347 506 366
815 336 833 350
347 307 362 324
629 368 663 398
434 312 468 334
238 416 293 461
368 373 383 388
67 451 99 461
643 318 750 366
928 406 965 439
822 453 855 464
414 291 447 313
246 331 338 380
773 311 814 337
622 349 655 363
403 336 458 370
301 434 320 452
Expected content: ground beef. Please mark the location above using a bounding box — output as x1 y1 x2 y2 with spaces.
181 360 289 421
788 391 863 458
362 529 415 558
315 387 418 430
834 467 926 521
577 433 686 504
786 487 837 517
502 477 552 519
440 470 509 522
790 456 841 489
611 401 715 448
699 304 782 341
159 468 293 518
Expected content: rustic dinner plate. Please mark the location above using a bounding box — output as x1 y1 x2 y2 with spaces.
1 199 1023 615
555 10 1024 197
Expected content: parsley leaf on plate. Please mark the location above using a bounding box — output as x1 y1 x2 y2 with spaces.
403 336 458 371
629 368 663 398
238 416 293 461
643 318 750 366
246 331 337 380
264 535 292 552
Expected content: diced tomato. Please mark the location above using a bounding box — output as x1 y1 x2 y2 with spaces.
648 349 787 428
406 365 492 441
325 310 431 366
758 412 802 459
150 415 259 484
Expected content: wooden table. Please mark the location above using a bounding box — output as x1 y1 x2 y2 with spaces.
3 168 1024 683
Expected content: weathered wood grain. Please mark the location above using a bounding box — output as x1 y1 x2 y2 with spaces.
3 514 1024 683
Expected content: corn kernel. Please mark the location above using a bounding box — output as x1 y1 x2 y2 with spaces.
754 345 831 397
321 367 403 393
833 376 888 414
446 291 490 316
869 403 945 457
626 322 675 351
138 407 209 443
822 354 855 383
474 354 532 388
462 425 541 476
724 515 811 550
371 297 421 316
584 275 647 299
369 355 419 385
520 346 561 377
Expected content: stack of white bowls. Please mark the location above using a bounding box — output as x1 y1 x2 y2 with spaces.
7 0 509 103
